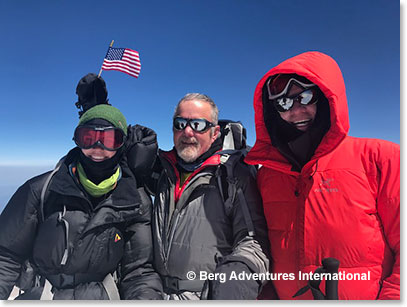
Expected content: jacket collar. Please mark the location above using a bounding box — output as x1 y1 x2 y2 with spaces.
160 149 221 174
48 147 142 209
159 149 221 202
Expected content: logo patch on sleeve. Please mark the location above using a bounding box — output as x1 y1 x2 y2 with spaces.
114 233 121 242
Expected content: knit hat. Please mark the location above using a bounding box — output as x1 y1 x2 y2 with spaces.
78 104 128 135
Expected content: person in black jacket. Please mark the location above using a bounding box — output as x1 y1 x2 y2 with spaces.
0 104 163 300
150 93 270 300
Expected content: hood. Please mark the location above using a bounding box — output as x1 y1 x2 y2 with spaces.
245 51 349 172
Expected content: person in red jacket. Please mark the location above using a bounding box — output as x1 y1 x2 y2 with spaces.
245 51 400 300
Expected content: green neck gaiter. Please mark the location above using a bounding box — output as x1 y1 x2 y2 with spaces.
77 162 121 198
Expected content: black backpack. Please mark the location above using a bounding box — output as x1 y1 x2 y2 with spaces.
215 120 256 237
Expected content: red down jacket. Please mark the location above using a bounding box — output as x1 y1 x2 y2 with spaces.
245 51 400 300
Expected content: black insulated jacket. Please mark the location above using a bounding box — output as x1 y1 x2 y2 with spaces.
0 127 163 300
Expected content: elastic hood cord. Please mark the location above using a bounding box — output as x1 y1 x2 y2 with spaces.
309 160 319 179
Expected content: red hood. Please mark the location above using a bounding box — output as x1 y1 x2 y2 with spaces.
245 51 349 172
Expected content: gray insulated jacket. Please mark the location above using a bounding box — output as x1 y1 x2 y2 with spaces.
152 149 270 300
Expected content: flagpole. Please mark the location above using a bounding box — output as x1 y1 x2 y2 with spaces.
98 40 115 77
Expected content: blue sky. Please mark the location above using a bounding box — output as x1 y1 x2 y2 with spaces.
0 0 400 166
0 0 400 199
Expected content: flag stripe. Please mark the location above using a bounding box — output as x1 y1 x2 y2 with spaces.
102 64 140 77
123 53 140 61
122 56 140 66
102 67 139 78
101 47 141 78
118 58 141 68
102 67 140 78
123 49 140 58
102 65 139 77
102 60 141 72
101 65 140 78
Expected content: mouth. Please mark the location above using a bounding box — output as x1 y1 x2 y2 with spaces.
180 139 198 146
90 156 106 162
292 119 313 129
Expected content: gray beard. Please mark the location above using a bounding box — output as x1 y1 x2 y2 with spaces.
176 145 200 163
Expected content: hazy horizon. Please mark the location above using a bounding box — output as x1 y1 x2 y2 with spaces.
0 165 53 212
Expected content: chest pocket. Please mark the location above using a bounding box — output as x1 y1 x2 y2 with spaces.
32 210 88 271
86 225 125 270
75 205 142 272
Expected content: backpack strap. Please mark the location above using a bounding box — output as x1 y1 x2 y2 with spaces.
26 158 121 300
217 151 256 237
39 158 69 266
236 188 255 237
102 273 120 300
39 278 54 300
222 126 236 150
57 205 69 266
39 159 64 223
36 272 120 300
217 154 236 217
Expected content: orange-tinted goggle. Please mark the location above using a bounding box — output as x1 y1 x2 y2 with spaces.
73 126 125 151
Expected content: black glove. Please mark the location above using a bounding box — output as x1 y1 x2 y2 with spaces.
209 262 260 300
75 73 109 118
125 125 158 187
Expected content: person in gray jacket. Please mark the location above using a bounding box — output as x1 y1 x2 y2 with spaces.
151 93 270 300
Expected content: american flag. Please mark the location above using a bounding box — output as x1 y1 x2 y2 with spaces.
102 47 141 78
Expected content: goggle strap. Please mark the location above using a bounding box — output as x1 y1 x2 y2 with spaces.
267 77 315 100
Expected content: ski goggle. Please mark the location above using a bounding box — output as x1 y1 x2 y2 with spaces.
173 117 215 133
266 76 319 112
73 126 126 151
266 77 316 100
271 88 319 113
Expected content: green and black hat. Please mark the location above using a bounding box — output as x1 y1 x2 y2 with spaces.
78 104 128 135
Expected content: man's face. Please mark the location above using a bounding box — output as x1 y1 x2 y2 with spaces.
173 100 220 163
278 85 317 132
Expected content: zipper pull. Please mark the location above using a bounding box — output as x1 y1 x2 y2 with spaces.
294 190 300 197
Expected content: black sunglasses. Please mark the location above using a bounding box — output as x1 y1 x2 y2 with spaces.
173 117 215 133
272 88 319 113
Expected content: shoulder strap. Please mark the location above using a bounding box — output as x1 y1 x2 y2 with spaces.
102 273 120 300
217 151 256 237
39 159 64 223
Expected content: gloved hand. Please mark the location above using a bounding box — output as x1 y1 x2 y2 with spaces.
125 125 158 188
209 261 260 300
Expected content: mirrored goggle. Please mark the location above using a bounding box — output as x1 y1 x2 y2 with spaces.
73 126 125 151
272 89 318 112
267 77 316 100
173 117 215 133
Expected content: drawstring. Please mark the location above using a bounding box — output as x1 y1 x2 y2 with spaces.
296 160 319 197
309 160 319 179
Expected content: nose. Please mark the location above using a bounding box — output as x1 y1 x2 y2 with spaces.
91 142 105 151
183 125 195 137
289 101 308 113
